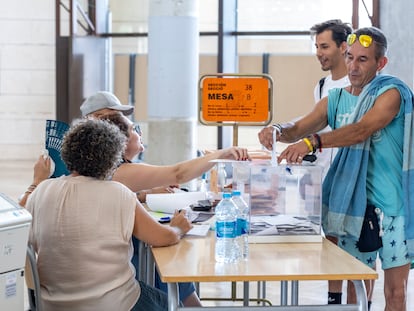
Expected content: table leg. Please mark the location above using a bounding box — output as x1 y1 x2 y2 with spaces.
137 241 147 282
352 280 368 311
195 281 200 296
167 282 179 311
146 246 155 286
280 281 288 305
261 281 267 306
257 281 267 306
231 282 237 300
291 281 299 305
243 281 249 306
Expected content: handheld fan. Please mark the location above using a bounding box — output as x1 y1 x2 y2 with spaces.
45 120 70 178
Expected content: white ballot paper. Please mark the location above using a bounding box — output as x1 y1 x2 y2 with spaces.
186 224 210 236
146 191 207 214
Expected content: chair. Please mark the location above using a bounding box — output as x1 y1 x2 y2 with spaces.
26 244 43 311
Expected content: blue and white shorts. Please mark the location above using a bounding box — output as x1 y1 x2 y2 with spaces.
338 215 411 270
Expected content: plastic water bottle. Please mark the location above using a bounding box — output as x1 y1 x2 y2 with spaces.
232 190 249 260
215 192 239 263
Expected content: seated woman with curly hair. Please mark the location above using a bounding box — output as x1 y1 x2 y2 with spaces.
25 118 192 311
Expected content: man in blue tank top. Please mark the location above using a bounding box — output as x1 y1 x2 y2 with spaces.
258 27 414 311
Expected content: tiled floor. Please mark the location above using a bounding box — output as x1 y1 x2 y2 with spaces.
1 160 413 311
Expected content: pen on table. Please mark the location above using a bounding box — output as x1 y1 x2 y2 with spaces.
177 209 191 221
159 216 171 223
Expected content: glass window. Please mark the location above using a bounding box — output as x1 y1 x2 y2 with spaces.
110 0 149 33
237 0 353 31
109 0 218 34
238 35 312 54
199 0 219 32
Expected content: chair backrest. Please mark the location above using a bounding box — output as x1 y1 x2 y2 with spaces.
26 244 43 311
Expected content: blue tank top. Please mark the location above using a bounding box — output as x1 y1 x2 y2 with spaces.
327 86 404 216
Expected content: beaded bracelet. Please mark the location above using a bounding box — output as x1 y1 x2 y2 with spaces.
272 124 283 135
313 133 322 152
24 184 37 194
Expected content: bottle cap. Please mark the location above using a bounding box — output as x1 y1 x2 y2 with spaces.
232 190 241 196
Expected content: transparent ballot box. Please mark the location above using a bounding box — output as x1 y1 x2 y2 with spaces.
248 162 322 243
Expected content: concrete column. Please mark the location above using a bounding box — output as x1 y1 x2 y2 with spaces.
380 0 414 89
146 0 199 172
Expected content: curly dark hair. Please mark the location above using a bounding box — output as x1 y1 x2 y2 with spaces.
98 112 130 138
61 118 127 179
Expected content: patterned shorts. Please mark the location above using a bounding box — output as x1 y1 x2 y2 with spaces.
338 215 411 270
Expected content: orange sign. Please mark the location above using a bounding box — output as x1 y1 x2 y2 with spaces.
200 76 271 124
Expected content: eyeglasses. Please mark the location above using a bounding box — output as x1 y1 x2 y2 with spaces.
347 34 373 48
133 124 142 136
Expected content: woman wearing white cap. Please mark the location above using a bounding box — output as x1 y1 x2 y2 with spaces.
80 91 135 117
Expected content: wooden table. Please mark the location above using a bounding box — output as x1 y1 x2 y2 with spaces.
151 233 378 311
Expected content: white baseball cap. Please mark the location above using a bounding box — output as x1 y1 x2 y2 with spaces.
80 91 134 117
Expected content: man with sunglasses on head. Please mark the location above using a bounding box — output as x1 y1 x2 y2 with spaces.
258 27 414 311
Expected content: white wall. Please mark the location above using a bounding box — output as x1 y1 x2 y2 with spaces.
0 0 55 160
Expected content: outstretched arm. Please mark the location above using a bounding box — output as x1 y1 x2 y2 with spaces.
277 88 401 164
258 97 329 150
113 146 250 192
